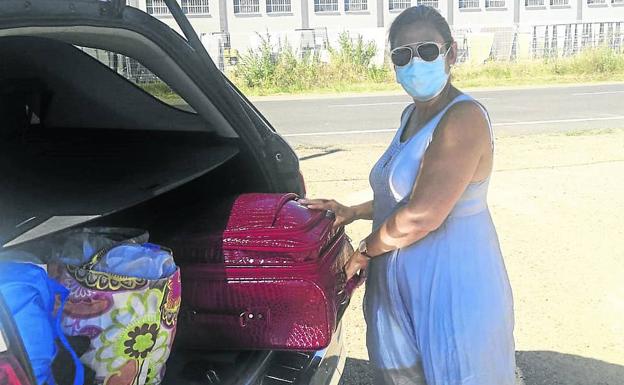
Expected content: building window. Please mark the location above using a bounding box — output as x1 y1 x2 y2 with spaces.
234 0 260 13
182 0 210 14
550 0 568 5
587 0 606 3
345 0 368 10
266 0 291 12
389 0 410 10
485 0 505 6
416 0 438 7
146 0 170 15
314 0 339 12
525 0 544 6
459 0 480 8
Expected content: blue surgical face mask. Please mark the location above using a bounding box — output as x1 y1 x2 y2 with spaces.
395 55 450 102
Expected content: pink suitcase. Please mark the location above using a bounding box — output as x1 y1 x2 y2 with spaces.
164 193 359 351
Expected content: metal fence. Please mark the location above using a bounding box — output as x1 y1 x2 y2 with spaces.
79 48 162 85
204 32 232 71
79 19 624 79
297 27 330 59
532 22 624 58
483 26 519 61
452 28 471 63
448 22 623 64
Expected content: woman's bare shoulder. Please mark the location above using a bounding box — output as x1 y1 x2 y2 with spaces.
434 99 490 150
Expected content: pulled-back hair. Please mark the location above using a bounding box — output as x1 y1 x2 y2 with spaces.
388 5 453 49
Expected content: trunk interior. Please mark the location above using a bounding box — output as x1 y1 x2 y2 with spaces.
0 35 303 385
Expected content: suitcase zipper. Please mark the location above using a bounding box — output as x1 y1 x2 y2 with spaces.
220 225 343 255
224 210 332 236
181 232 348 278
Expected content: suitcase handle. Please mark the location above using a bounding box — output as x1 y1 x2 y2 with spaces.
271 193 299 227
270 193 334 228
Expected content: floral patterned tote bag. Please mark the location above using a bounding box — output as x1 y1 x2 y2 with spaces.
49 241 181 385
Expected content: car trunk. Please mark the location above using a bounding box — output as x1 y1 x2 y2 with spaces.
0 32 312 384
0 127 306 385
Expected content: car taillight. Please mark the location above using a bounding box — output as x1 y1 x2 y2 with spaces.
0 354 30 385
298 170 307 197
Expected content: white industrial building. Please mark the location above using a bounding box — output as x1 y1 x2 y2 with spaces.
127 0 624 66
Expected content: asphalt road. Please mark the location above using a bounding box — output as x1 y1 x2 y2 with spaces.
253 82 624 147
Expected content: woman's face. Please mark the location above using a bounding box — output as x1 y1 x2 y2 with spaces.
391 23 458 72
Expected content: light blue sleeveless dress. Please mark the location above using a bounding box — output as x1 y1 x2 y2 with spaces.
365 93 516 385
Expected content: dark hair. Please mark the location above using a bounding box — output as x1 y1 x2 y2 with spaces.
388 5 453 49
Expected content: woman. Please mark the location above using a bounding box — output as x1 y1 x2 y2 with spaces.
300 6 516 385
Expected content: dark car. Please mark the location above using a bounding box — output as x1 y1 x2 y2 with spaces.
0 0 346 383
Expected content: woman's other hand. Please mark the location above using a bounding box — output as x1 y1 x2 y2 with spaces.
299 198 357 229
344 250 370 282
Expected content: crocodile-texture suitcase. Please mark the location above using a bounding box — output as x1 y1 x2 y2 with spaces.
165 193 359 351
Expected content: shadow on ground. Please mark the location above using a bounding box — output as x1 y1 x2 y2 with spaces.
339 351 624 385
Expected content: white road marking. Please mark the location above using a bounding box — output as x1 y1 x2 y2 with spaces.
572 90 624 96
329 102 411 108
328 98 494 108
492 115 624 126
282 115 624 137
284 129 397 137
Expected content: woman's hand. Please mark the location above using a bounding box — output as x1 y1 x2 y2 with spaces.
299 198 358 229
344 250 370 282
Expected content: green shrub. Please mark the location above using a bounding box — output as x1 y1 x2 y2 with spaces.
145 43 624 97
565 47 624 74
140 82 181 102
230 31 393 94
233 33 279 89
452 48 624 88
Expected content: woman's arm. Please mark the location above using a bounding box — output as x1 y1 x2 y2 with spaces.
364 102 491 257
299 199 373 228
351 200 374 221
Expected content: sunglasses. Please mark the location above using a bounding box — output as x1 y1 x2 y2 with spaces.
390 42 451 67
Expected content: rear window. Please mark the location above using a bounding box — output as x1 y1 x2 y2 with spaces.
77 47 194 112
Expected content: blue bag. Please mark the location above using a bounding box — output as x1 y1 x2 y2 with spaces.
0 262 84 385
